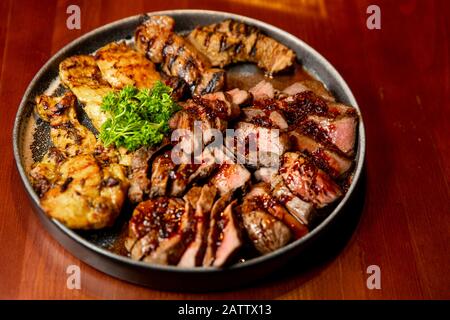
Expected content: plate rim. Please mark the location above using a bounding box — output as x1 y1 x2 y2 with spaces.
12 9 366 274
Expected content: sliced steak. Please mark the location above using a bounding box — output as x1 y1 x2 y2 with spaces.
249 80 275 101
203 194 242 267
227 88 252 106
282 80 335 102
169 163 201 197
304 115 358 156
149 150 177 197
289 131 353 178
242 210 292 255
243 183 308 238
234 122 289 168
280 152 342 208
178 185 218 267
210 164 251 196
125 197 185 261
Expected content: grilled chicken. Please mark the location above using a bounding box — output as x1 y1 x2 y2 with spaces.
135 15 225 95
34 93 97 156
94 42 161 89
280 152 342 208
187 19 295 75
30 92 129 229
59 55 112 131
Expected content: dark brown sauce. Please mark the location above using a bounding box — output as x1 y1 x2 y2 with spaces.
226 61 314 91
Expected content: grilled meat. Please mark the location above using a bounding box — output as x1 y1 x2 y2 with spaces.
178 185 218 267
227 88 252 106
34 93 97 156
243 183 308 238
280 152 342 208
210 164 251 196
203 198 242 267
242 210 291 255
125 197 186 261
135 15 225 95
30 92 128 229
249 80 275 101
59 55 112 131
149 150 177 198
257 169 315 226
234 121 289 168
187 19 295 75
94 42 161 89
288 131 353 178
282 80 335 102
128 147 155 203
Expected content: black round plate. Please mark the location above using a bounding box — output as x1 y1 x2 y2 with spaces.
13 10 366 291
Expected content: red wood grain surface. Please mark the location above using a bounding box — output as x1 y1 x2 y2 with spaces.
0 0 448 299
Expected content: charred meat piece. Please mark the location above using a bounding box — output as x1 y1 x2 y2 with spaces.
280 152 342 208
164 76 190 101
210 164 251 196
125 197 186 261
187 19 295 75
289 131 353 178
254 168 315 226
94 42 161 89
59 55 112 131
178 185 218 267
35 93 97 156
135 15 225 95
149 150 177 197
242 183 308 238
128 147 155 203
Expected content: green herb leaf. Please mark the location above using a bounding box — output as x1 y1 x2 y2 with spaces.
99 81 179 151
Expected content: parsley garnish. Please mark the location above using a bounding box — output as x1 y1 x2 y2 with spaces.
99 81 179 151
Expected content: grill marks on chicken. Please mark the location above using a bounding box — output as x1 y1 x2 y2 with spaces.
94 42 161 89
135 15 225 95
30 92 129 229
59 55 113 131
187 19 296 75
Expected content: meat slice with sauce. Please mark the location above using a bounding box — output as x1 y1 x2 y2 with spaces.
288 131 353 178
203 194 242 267
125 197 186 261
210 164 251 196
280 152 342 208
178 185 218 267
149 150 177 197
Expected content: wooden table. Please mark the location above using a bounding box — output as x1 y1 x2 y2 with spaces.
0 0 448 299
